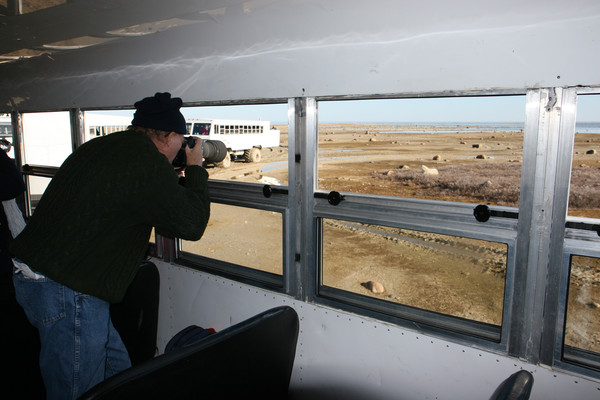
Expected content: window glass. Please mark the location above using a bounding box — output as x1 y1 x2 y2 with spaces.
84 111 132 142
22 112 72 167
191 123 211 135
21 0 66 13
181 104 288 185
0 0 67 15
0 113 14 158
565 255 600 354
569 94 600 218
321 219 508 325
27 175 51 212
180 203 283 275
318 97 525 206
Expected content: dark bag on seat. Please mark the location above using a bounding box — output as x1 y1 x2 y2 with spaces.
164 325 216 353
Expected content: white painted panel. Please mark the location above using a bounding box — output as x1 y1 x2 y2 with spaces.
153 260 600 400
1 1 599 111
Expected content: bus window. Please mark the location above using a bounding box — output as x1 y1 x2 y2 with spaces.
565 255 600 355
22 111 72 167
83 111 132 142
317 96 526 207
149 228 156 248
0 114 13 157
191 123 211 135
181 104 288 185
561 93 600 370
180 203 283 275
568 94 600 218
28 175 52 212
321 218 508 325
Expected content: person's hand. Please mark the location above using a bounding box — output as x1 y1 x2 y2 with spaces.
185 137 204 166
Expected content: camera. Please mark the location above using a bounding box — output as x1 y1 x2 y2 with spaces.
172 136 228 168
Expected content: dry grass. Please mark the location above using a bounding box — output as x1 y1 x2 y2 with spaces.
374 163 600 210
570 167 600 209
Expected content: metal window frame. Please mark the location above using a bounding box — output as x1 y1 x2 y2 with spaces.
174 179 291 292
11 88 600 379
508 88 572 362
555 240 600 376
306 95 522 346
549 89 600 378
315 213 516 344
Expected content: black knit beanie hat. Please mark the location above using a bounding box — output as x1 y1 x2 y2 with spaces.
131 92 187 135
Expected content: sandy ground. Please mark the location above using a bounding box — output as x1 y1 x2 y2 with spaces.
186 123 600 351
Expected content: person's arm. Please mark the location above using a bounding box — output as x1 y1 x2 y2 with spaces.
135 157 210 242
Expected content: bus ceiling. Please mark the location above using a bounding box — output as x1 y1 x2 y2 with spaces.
0 1 599 112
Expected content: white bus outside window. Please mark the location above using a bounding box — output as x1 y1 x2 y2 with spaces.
84 111 132 141
185 118 281 166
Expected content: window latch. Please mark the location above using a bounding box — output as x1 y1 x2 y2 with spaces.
473 204 518 222
262 184 288 198
314 191 345 206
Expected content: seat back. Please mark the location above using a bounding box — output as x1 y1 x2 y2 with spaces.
110 260 160 365
489 370 534 400
79 305 299 399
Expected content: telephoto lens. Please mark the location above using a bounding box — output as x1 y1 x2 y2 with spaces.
172 136 228 168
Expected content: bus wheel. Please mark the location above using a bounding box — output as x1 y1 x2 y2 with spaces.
244 148 261 163
217 152 231 168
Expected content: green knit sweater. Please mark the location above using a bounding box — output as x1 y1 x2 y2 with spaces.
10 129 210 303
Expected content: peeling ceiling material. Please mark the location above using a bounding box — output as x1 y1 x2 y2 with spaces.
0 0 228 63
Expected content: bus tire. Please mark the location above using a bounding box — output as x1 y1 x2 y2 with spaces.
244 148 261 163
217 152 231 168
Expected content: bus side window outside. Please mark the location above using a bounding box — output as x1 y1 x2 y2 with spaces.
192 123 211 135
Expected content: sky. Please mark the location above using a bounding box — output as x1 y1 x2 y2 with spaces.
181 96 530 124
182 95 600 124
101 94 600 125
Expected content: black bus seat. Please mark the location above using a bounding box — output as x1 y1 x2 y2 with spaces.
489 370 534 400
110 260 160 365
78 305 300 399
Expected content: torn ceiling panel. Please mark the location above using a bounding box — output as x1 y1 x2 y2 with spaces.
0 0 236 62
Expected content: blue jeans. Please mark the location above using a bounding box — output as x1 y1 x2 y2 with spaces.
13 271 131 400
